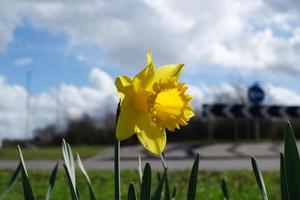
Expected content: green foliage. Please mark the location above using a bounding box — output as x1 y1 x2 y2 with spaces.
128 183 137 200
77 154 96 200
140 163 152 200
187 153 200 200
280 153 288 200
251 157 268 200
220 179 230 200
62 140 78 200
2 121 300 200
0 145 105 160
0 162 21 200
45 162 58 200
17 146 35 200
151 170 166 200
283 121 300 199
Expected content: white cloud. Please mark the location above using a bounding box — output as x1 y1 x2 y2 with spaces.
187 84 204 111
0 68 117 141
265 84 300 105
15 57 33 66
0 76 27 140
1 0 300 73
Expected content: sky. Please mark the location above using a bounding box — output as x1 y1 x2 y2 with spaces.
1 0 300 140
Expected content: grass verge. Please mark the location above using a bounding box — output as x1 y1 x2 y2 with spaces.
0 169 280 199
0 146 106 160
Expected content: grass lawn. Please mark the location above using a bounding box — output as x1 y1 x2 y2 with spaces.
0 169 280 199
0 145 106 160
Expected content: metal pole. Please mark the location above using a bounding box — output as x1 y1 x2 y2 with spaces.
208 118 214 140
234 120 238 141
254 119 260 140
246 120 251 139
55 86 59 129
25 70 33 140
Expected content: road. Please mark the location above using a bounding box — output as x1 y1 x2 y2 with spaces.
0 142 289 171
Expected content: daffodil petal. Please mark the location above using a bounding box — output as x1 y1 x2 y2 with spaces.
147 51 152 65
155 64 184 82
115 75 132 92
135 112 166 155
115 75 134 107
133 61 155 91
116 107 137 140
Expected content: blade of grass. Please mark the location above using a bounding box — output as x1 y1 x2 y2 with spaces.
140 162 152 200
77 154 96 200
17 145 35 200
221 178 230 200
128 182 137 200
187 153 200 200
0 162 21 200
45 162 59 200
280 153 288 200
251 157 268 200
284 121 300 199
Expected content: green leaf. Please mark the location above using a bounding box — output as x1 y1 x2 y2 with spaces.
17 145 35 200
63 164 79 200
221 178 230 200
280 153 288 200
0 162 21 200
251 157 268 200
45 162 59 200
62 139 78 198
140 162 152 200
171 186 177 200
164 173 171 200
62 140 79 200
77 154 96 200
152 170 166 200
284 121 300 199
187 153 200 200
128 182 137 200
67 143 76 182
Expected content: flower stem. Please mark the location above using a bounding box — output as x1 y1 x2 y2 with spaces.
115 102 121 200
115 140 121 200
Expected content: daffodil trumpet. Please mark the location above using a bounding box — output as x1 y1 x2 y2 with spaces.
115 51 194 155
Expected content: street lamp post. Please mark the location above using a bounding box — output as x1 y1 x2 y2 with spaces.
25 70 34 141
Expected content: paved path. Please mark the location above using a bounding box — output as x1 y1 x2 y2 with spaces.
0 142 293 171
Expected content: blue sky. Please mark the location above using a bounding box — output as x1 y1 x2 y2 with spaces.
1 0 300 139
0 26 91 94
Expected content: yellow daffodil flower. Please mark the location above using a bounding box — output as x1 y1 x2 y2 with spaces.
115 51 194 155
